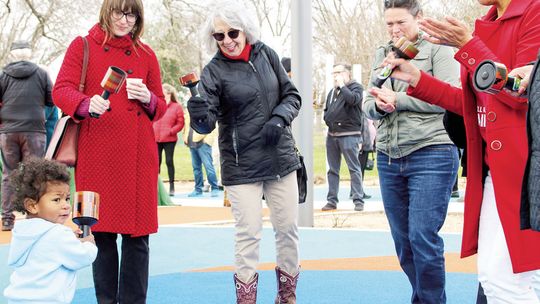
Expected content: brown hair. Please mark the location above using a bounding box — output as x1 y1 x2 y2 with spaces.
384 0 422 17
99 0 146 50
9 158 70 215
162 83 179 103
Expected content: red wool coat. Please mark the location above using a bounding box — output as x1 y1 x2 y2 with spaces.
408 0 540 273
153 102 184 143
52 24 167 236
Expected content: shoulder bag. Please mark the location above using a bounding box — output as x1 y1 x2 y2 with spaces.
45 36 89 166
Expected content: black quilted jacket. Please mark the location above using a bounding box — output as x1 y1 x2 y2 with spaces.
521 50 540 231
192 42 302 186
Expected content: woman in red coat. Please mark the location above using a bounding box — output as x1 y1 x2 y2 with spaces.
153 83 185 195
372 0 540 302
52 0 166 302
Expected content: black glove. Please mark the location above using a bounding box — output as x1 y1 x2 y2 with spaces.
261 116 285 146
187 96 209 122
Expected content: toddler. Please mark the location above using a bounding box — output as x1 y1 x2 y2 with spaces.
3 158 97 303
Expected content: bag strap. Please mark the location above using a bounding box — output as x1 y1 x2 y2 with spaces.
79 36 89 93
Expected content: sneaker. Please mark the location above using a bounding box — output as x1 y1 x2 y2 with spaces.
187 191 203 198
210 189 220 197
353 200 364 212
451 191 460 198
362 194 372 199
2 220 14 231
321 202 337 211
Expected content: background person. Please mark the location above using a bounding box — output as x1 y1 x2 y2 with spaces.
52 0 167 302
187 1 302 302
3 158 97 304
377 0 540 302
153 83 184 196
322 63 366 212
0 41 53 231
183 112 220 198
363 0 460 302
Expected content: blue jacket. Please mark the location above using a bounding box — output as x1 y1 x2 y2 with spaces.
3 219 97 303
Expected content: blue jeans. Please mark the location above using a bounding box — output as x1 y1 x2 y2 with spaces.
190 143 219 193
377 144 458 304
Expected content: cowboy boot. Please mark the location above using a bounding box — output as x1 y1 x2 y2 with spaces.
234 273 258 304
275 266 299 304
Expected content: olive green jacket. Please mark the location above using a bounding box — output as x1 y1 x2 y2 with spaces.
363 39 460 158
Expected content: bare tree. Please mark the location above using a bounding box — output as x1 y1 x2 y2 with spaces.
0 0 99 67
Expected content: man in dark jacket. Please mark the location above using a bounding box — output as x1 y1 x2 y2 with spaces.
322 63 366 212
0 41 53 231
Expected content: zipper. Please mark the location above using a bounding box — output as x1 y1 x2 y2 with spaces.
232 127 239 166
249 56 279 177
249 60 271 117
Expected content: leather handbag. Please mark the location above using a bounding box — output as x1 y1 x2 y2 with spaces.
45 36 89 166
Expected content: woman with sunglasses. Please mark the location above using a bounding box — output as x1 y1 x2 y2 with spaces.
187 1 301 303
52 0 167 303
363 0 460 303
376 0 540 302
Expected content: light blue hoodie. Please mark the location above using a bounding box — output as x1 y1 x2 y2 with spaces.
3 218 97 303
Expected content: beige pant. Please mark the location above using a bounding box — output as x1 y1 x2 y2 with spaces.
227 171 299 282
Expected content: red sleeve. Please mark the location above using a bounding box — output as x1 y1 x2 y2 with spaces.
144 45 167 121
169 104 184 135
52 36 89 118
453 3 540 111
407 71 464 115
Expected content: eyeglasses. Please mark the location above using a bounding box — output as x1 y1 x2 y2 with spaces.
212 29 241 42
111 9 138 24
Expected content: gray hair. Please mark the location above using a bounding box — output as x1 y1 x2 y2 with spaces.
9 48 32 62
200 0 260 55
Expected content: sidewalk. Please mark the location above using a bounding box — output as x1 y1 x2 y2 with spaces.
169 184 465 214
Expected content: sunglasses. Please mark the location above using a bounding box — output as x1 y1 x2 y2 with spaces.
212 29 241 42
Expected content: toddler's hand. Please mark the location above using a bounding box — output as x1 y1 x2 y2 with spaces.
80 233 95 245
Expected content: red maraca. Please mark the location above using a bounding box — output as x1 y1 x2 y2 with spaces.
90 66 127 118
180 72 200 97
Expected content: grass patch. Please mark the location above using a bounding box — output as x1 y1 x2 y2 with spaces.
160 130 378 183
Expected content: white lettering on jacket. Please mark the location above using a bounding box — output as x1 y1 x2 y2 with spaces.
477 106 486 128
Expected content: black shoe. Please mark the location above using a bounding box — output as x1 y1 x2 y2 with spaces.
321 203 337 211
362 194 372 199
353 200 364 212
451 191 460 198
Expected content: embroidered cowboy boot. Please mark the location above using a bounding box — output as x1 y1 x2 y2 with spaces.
274 266 299 304
234 273 258 304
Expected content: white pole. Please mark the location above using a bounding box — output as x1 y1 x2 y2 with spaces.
292 0 313 227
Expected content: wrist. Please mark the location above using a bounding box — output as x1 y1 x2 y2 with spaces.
409 69 422 88
457 34 473 49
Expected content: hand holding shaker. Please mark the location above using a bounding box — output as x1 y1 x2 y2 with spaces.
473 60 528 96
372 37 420 88
180 72 200 97
72 191 100 238
90 66 127 118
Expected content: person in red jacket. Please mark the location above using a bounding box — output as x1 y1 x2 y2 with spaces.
372 0 540 302
153 83 184 196
52 0 167 302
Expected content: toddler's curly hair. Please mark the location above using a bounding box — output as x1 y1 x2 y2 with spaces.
9 157 70 214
